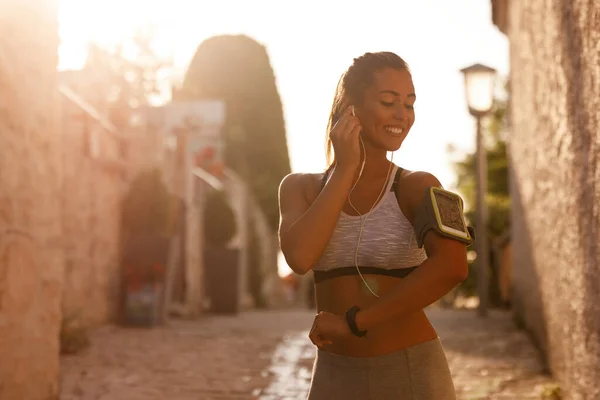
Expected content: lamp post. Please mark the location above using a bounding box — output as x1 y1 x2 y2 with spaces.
460 63 497 317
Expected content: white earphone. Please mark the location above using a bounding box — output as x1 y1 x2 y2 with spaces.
347 105 394 298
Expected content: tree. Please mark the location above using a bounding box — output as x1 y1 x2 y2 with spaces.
178 34 291 232
83 25 173 130
451 98 510 302
453 102 510 236
178 34 291 307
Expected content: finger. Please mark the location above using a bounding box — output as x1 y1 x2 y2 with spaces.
309 322 320 337
330 116 342 133
310 326 332 346
337 119 359 142
338 118 360 140
310 334 327 348
318 336 333 348
339 100 352 112
313 336 331 349
342 107 356 128
309 325 322 341
348 122 362 138
331 107 354 136
331 107 351 128
347 116 361 131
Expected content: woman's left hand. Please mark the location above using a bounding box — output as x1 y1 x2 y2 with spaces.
309 311 352 348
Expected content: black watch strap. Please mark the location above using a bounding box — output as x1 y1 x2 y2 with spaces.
345 305 367 338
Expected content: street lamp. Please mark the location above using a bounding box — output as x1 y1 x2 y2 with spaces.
460 63 497 317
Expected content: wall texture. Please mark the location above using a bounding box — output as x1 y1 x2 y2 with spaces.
0 2 63 399
506 0 599 397
59 91 127 328
0 2 180 396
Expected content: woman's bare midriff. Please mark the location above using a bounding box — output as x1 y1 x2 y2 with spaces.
315 273 438 358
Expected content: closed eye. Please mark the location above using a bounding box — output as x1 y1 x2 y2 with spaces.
381 101 415 110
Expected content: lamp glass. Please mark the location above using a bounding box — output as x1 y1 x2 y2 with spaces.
464 70 495 114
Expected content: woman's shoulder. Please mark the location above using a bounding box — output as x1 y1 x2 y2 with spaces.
279 171 327 203
394 167 443 223
398 168 442 190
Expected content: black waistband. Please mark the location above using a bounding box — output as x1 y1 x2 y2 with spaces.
313 266 419 283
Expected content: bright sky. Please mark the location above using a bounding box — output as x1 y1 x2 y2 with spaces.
59 0 509 276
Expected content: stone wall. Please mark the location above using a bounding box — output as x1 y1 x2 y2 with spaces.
0 2 63 399
59 89 128 327
0 4 168 396
506 1 599 397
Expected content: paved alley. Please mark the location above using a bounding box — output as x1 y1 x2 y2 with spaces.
60 308 557 400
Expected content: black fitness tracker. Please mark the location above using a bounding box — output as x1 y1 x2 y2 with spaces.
345 305 367 338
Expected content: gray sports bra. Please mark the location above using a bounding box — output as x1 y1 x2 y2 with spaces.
312 165 427 283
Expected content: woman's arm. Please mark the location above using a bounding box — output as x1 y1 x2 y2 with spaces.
278 166 356 275
355 172 469 330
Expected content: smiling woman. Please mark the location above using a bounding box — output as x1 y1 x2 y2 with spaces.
278 51 470 399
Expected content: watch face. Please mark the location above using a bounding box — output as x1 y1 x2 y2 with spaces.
433 190 467 233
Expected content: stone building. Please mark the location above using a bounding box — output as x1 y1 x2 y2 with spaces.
0 3 161 398
59 85 128 328
491 1 599 397
0 2 64 399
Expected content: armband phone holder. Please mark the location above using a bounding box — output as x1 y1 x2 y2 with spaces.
414 187 475 248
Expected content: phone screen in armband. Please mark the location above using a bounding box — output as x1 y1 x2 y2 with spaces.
429 187 470 241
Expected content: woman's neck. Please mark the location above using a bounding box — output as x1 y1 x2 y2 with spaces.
359 145 394 180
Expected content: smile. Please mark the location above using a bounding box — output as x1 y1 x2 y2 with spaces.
385 126 404 135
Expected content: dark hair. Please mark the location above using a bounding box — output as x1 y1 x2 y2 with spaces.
325 52 410 170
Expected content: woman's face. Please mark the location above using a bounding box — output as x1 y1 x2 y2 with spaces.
354 68 416 152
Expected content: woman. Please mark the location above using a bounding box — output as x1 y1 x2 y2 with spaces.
278 52 470 399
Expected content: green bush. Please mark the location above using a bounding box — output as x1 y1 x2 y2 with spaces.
120 168 173 289
203 188 237 247
122 168 171 236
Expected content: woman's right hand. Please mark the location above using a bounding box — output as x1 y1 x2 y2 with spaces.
330 105 362 171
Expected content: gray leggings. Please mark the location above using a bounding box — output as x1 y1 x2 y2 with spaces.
307 338 456 400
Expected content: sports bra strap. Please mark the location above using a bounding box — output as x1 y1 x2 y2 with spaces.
320 164 404 192
391 166 403 192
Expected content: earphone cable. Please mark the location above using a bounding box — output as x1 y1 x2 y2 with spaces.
347 136 394 298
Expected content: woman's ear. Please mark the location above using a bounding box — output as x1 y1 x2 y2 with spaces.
351 106 356 117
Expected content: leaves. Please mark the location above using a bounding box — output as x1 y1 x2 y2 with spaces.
453 97 510 303
453 99 510 239
84 25 173 130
